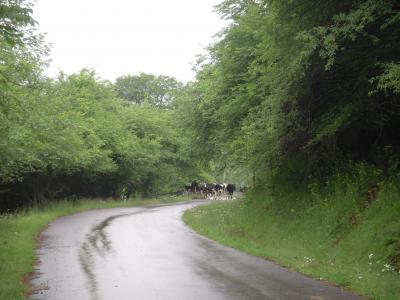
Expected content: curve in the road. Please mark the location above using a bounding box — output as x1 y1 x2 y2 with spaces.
29 200 365 300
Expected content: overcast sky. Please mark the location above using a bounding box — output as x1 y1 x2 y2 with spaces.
33 0 227 83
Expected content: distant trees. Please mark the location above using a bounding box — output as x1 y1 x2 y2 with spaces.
115 73 182 107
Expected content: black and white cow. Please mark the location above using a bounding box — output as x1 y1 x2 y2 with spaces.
185 181 236 200
226 183 236 198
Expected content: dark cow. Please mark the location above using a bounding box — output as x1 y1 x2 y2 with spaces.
205 183 216 197
199 182 215 199
191 181 199 193
184 185 192 193
184 181 200 194
214 183 227 200
214 183 224 193
226 183 236 198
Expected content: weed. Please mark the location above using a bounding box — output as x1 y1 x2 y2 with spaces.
184 171 400 300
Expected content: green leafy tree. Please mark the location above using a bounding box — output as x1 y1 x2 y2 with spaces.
177 0 400 184
114 73 182 107
0 0 36 45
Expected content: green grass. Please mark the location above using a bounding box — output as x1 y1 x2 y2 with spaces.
0 194 191 300
184 181 400 300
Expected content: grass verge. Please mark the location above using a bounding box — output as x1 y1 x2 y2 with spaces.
184 179 400 300
0 194 191 300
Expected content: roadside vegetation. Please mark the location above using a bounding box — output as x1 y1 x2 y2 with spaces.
180 1 400 298
0 195 192 300
184 166 400 299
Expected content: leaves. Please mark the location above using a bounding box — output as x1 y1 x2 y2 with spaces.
176 0 400 184
115 73 182 107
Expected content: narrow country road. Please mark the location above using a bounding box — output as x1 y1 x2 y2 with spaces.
29 200 363 300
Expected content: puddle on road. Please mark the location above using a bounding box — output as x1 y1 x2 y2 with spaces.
79 243 99 300
79 213 127 300
78 209 158 300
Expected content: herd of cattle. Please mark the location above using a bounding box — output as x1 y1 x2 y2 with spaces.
184 181 237 201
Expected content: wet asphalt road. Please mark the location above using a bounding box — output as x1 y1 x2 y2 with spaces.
29 200 364 300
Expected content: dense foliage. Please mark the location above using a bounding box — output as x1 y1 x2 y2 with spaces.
176 0 400 184
1 0 399 209
181 1 400 293
0 67 197 209
0 1 200 210
115 73 182 107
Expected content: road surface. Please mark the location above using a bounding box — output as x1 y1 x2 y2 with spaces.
29 200 364 300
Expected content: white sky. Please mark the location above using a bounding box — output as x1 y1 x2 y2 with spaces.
32 0 227 83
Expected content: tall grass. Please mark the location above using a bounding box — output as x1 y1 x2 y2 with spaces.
184 165 400 300
0 195 191 300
